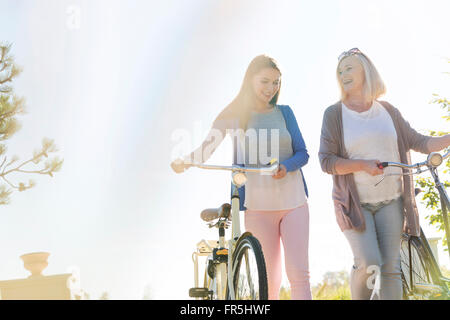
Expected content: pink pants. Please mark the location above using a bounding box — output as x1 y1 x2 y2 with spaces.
245 203 312 300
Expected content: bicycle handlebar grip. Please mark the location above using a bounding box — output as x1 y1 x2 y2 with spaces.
378 162 389 169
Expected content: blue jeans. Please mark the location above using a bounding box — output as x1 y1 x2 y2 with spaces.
343 197 404 300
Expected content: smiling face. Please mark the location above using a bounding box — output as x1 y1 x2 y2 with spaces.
337 55 366 96
251 67 281 106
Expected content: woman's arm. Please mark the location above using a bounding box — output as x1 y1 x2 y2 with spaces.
183 119 227 164
427 134 450 153
394 103 449 153
280 106 309 172
335 158 384 176
171 117 227 173
319 107 343 175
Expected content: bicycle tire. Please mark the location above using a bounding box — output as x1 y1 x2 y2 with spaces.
226 232 268 300
400 229 446 299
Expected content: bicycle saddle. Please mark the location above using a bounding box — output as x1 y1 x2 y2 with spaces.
200 203 231 222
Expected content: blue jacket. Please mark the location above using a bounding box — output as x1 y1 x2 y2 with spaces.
229 105 309 211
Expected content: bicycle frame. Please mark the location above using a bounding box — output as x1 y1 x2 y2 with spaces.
430 166 450 260
380 151 450 260
224 185 240 299
380 151 450 299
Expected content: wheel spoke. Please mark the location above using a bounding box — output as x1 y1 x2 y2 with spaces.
400 236 441 299
244 251 256 298
236 246 259 299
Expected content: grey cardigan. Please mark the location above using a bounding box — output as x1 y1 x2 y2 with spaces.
318 101 431 237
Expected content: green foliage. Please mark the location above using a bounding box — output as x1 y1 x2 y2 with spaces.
279 285 291 300
279 271 351 300
0 42 63 204
142 284 152 300
312 270 351 300
416 82 450 250
441 265 450 278
99 291 110 300
430 93 450 122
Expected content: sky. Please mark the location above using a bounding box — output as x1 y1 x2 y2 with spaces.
0 0 449 299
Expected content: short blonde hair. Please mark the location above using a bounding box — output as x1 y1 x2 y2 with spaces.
336 51 386 102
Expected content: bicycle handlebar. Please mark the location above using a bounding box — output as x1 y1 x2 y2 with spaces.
377 150 450 170
377 160 427 170
186 160 280 175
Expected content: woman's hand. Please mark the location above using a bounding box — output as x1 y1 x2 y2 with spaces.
360 159 384 176
272 164 287 179
170 158 190 174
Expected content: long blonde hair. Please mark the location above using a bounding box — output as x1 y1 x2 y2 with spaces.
337 50 386 102
217 55 282 131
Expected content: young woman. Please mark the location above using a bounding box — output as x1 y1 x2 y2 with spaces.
319 48 450 300
171 55 312 300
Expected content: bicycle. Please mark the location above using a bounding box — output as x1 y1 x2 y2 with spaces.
377 150 450 299
184 159 280 300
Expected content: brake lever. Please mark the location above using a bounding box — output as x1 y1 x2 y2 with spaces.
374 168 430 187
374 175 386 187
377 162 389 170
374 162 389 186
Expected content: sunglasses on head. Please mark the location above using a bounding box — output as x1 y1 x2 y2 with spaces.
338 48 363 61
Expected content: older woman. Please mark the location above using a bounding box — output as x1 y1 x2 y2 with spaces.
319 48 450 300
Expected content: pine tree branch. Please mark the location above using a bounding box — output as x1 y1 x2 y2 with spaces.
0 43 63 205
0 43 13 72
0 109 20 122
16 168 52 175
0 156 6 170
0 85 12 93
0 74 14 85
0 63 9 73
1 175 17 190
2 155 39 175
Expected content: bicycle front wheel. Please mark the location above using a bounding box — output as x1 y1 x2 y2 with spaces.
227 233 268 300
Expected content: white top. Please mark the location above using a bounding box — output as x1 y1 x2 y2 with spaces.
241 105 307 211
342 101 403 204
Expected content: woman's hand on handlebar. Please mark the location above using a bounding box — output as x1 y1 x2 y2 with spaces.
170 157 191 174
360 159 384 176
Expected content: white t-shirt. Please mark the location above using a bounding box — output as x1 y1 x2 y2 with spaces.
342 101 403 204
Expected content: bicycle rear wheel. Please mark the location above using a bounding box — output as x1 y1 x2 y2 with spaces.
400 230 446 299
227 233 268 300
